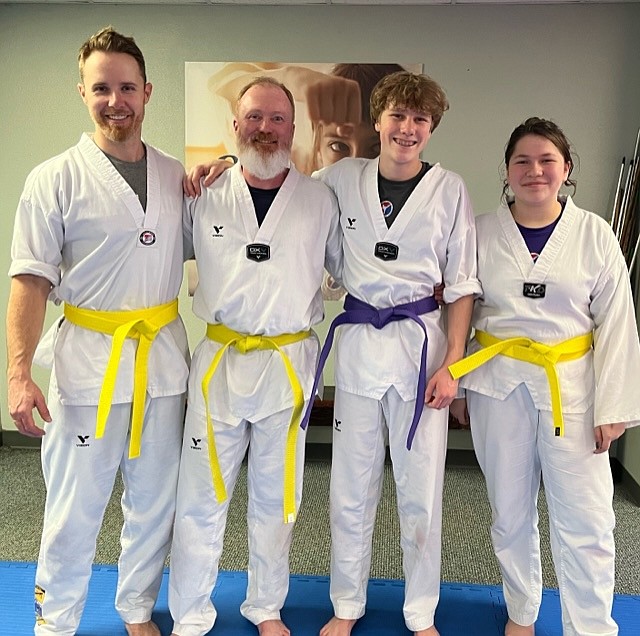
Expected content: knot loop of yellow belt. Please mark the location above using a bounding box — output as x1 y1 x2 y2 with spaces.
448 330 593 437
63 299 179 458
204 323 312 524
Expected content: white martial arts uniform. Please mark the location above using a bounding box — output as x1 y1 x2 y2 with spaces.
460 197 640 635
315 157 480 632
9 133 189 635
169 162 342 635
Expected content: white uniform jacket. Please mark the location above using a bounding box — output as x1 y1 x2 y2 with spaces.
316 158 480 401
460 196 640 428
9 133 189 405
185 162 342 424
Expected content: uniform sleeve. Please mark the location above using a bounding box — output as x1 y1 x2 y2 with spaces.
323 190 343 284
182 196 196 261
442 178 482 304
590 226 640 429
9 172 64 286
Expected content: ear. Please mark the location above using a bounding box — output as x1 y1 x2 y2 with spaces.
77 82 87 104
374 121 381 132
144 82 153 104
564 161 571 180
233 118 239 134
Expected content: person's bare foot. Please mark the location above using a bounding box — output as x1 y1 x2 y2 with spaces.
415 626 440 636
257 618 291 636
319 616 357 636
505 618 535 636
125 620 161 636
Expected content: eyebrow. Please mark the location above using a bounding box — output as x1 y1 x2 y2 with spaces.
512 152 558 159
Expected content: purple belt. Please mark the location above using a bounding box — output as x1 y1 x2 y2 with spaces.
302 293 439 450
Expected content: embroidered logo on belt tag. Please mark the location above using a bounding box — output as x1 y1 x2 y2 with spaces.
523 283 546 298
137 229 157 247
246 243 270 262
374 242 399 261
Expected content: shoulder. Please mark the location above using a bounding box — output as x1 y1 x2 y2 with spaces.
21 144 80 201
145 143 185 177
314 157 370 181
565 197 612 236
427 163 468 189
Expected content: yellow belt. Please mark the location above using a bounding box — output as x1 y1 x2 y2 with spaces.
204 323 311 524
63 299 179 458
448 330 593 437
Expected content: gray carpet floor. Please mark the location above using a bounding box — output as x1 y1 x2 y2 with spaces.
1 447 639 594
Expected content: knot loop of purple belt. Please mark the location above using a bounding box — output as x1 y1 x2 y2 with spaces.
301 293 439 450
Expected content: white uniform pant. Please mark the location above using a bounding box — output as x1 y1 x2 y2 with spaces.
329 387 448 632
168 403 308 636
467 386 617 636
35 392 185 635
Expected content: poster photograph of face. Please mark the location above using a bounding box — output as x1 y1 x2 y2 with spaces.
185 61 422 175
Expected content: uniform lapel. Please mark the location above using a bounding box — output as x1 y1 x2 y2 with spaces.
80 133 145 226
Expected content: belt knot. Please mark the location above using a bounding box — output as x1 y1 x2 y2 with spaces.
235 335 263 353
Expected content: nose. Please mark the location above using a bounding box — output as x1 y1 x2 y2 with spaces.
108 90 125 108
527 162 543 175
400 119 415 136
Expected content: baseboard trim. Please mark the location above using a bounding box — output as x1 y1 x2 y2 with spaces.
1 431 41 449
613 458 640 505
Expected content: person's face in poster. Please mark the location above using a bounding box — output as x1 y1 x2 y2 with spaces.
314 121 381 166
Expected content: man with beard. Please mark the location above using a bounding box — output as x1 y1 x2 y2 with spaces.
6 27 188 636
168 77 342 636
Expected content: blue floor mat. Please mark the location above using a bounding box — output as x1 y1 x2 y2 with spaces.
1 561 638 635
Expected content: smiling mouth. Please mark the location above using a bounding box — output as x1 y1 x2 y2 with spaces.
394 138 416 147
104 113 130 123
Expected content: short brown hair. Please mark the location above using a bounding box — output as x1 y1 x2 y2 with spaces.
78 26 147 83
235 76 295 120
369 71 449 132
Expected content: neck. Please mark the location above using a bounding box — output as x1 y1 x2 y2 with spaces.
510 199 562 228
378 156 422 182
93 131 145 162
242 166 288 189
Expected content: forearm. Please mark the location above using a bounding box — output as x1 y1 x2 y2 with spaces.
443 294 473 366
6 274 51 381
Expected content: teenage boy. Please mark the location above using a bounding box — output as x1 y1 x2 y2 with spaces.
314 71 480 636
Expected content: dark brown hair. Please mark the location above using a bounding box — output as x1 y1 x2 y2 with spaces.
78 26 147 83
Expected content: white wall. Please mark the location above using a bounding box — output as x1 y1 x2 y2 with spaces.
1 3 639 474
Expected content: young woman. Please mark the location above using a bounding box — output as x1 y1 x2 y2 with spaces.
450 117 640 636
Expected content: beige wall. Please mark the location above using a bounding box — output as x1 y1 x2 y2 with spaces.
1 3 639 476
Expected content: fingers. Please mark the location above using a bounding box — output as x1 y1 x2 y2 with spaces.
182 172 201 198
15 416 46 438
9 378 50 438
306 77 362 125
425 369 458 410
203 162 231 188
594 423 626 454
449 398 469 427
593 426 606 453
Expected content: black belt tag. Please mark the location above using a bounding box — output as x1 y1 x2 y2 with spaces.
374 242 399 261
246 243 270 262
523 283 546 298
